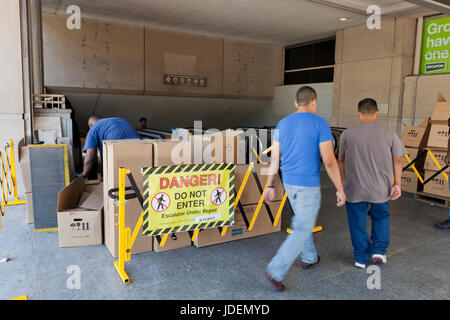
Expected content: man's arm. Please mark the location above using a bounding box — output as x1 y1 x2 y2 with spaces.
391 156 403 200
338 156 345 185
319 140 346 207
263 142 280 204
82 148 97 178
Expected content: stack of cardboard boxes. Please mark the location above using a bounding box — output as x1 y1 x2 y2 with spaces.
423 94 450 198
101 131 285 258
400 93 450 198
400 119 430 194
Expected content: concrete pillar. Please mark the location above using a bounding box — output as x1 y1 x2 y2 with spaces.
0 0 29 196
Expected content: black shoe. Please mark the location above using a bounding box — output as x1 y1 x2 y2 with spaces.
435 219 450 229
301 256 320 270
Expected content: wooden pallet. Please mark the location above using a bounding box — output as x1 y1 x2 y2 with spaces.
415 191 450 208
33 94 65 109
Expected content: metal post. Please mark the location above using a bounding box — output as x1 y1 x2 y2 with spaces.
114 167 131 284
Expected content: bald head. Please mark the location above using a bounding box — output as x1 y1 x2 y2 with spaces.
88 115 101 128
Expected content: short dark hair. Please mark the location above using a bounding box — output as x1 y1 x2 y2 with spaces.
358 98 378 114
296 86 317 106
139 117 147 123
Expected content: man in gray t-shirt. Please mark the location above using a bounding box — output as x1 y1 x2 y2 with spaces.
338 98 406 269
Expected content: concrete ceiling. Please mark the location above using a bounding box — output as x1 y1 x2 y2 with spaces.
42 0 436 46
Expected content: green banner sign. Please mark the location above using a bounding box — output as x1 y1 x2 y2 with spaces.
421 16 450 75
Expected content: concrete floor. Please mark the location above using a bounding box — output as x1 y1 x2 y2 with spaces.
0 173 449 300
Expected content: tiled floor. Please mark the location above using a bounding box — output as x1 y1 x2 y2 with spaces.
0 173 449 300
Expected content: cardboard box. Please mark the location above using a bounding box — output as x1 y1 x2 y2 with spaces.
402 147 425 171
194 201 283 248
57 178 103 247
103 139 155 258
153 232 192 252
427 124 449 149
401 119 431 148
431 92 450 123
198 130 245 164
25 192 33 224
423 170 450 198
235 164 284 205
401 170 420 194
424 148 447 171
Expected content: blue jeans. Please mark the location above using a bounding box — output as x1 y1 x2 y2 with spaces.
266 184 321 281
345 201 390 264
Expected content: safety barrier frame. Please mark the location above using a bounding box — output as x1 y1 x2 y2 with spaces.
108 160 289 284
0 140 26 230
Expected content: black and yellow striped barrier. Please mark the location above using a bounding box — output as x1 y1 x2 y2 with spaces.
404 149 449 185
0 140 26 231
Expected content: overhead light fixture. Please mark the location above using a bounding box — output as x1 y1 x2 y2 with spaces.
339 17 348 21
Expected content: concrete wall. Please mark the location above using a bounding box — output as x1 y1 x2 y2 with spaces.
0 0 26 197
333 17 417 134
43 13 283 99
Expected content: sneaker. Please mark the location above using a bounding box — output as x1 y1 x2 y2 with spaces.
372 254 387 264
302 256 321 270
435 219 450 229
264 272 285 292
354 261 366 269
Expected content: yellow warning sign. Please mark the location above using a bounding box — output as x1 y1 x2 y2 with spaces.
141 163 235 236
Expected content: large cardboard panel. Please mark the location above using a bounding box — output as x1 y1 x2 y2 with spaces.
194 201 283 248
389 55 414 118
424 170 450 198
401 170 420 194
103 140 154 258
223 39 282 98
25 192 33 224
427 125 449 149
424 148 447 171
43 13 144 91
153 232 192 252
145 28 223 96
414 74 450 120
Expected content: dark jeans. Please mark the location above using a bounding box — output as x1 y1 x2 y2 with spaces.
345 201 390 264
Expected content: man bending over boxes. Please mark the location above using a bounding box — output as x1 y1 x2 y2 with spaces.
81 116 140 178
263 86 346 292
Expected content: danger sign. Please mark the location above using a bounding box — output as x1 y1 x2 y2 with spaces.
141 163 236 236
151 192 170 212
211 187 227 206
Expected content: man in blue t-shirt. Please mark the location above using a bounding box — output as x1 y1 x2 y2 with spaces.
81 116 140 178
263 86 346 292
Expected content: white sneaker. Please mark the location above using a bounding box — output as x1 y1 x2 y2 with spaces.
354 261 366 269
372 254 387 264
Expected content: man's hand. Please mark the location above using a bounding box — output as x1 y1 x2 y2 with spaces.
336 190 346 207
264 187 275 205
391 184 401 200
